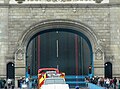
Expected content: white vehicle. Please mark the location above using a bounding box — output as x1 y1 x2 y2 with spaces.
41 77 69 89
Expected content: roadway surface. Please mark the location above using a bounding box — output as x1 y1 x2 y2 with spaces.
70 88 89 89
14 88 89 89
14 83 116 89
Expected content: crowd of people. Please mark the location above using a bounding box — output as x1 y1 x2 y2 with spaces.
0 78 14 89
19 77 37 89
85 76 119 89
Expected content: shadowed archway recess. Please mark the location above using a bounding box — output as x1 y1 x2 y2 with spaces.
18 19 99 76
27 29 92 76
7 62 15 79
105 62 112 78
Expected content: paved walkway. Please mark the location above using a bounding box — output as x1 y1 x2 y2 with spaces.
70 88 89 89
88 83 104 89
14 84 119 89
14 88 89 89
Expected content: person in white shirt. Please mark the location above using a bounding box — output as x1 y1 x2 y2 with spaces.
106 78 110 89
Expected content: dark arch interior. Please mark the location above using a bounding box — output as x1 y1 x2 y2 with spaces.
7 62 15 79
26 28 93 76
105 62 112 78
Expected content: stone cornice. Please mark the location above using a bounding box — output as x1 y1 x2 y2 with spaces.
0 3 120 8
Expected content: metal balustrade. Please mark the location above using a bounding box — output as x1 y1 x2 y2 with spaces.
65 75 87 88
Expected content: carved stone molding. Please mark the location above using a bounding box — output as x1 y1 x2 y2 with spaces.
93 0 103 3
95 48 103 60
15 0 25 3
13 0 105 4
105 55 114 61
15 48 24 61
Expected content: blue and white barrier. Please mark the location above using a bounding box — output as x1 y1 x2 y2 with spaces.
88 83 105 89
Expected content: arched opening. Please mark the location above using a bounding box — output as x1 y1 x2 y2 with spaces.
7 62 15 79
26 29 93 76
104 62 112 78
16 19 99 87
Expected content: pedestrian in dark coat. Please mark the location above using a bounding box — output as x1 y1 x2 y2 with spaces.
113 77 117 89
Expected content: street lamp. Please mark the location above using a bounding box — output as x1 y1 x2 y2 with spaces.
15 0 25 4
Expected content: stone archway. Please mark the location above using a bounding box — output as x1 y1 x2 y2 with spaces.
19 19 98 48
15 19 104 77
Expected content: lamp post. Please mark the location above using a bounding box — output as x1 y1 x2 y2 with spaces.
15 0 25 4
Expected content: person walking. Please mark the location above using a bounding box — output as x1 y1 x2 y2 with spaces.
106 78 110 89
100 77 104 87
113 77 117 89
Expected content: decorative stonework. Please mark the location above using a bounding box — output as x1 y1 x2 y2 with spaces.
105 55 114 61
95 48 103 60
22 0 95 2
15 48 24 60
11 0 108 4
94 0 103 3
15 0 25 3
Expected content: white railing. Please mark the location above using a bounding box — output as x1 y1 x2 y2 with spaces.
9 0 109 4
